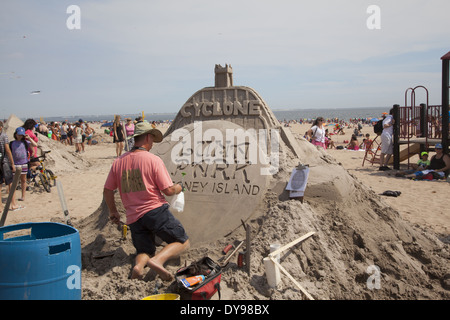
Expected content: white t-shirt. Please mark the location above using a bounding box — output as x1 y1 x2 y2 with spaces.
382 115 394 136
311 125 325 143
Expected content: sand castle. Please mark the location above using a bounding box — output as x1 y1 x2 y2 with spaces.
151 64 315 244
75 66 449 300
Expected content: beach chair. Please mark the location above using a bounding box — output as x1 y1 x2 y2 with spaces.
362 135 381 167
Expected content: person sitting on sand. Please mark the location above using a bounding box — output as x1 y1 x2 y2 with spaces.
324 129 335 149
403 144 450 180
103 121 190 281
346 134 359 150
396 152 430 177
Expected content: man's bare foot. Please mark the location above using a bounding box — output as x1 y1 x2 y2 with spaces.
148 259 173 281
131 265 144 280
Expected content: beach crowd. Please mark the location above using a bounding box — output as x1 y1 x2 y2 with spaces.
0 111 449 215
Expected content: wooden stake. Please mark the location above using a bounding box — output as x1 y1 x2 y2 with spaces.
269 256 314 300
221 240 244 266
0 169 22 227
245 223 251 276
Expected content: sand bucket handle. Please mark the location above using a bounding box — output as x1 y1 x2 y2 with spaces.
0 223 33 240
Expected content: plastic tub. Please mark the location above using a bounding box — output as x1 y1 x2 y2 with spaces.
0 222 81 300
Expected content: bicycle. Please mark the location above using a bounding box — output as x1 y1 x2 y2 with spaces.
29 150 57 193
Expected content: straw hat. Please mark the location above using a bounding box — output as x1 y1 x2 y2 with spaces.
130 121 163 142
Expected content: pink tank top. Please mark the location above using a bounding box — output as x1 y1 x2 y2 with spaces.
125 123 134 136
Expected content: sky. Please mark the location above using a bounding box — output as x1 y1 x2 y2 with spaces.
0 0 449 119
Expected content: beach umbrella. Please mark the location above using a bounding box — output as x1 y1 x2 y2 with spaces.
370 118 379 122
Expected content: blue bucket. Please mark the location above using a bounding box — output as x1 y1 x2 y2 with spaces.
0 222 81 300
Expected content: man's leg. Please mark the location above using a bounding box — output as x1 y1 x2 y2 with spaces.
148 240 190 281
132 253 151 280
379 153 385 168
384 154 392 167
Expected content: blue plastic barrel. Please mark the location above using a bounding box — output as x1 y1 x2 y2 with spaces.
0 222 81 300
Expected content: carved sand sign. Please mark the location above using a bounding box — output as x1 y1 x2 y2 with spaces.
152 65 283 244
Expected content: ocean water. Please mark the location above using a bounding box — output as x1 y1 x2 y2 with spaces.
31 107 389 123
272 107 388 121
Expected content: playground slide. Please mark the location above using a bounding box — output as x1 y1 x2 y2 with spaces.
388 143 421 164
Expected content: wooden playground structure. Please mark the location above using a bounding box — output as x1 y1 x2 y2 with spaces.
363 51 450 169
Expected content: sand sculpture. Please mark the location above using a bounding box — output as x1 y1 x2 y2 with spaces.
152 64 315 244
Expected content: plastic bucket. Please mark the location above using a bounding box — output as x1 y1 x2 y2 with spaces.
0 222 81 300
142 293 180 300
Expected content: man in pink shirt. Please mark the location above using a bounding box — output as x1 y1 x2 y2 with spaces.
104 121 189 281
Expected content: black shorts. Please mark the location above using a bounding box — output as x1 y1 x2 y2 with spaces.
0 162 13 185
129 204 188 256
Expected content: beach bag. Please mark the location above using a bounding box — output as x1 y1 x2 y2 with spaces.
374 120 383 135
175 257 222 300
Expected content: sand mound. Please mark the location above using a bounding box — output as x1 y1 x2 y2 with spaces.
76 136 450 300
3 114 93 173
35 137 92 173
4 114 24 141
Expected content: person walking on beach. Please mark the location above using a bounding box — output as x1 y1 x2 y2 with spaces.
113 115 125 157
379 109 395 171
74 122 83 153
79 119 86 152
307 117 326 149
0 121 20 211
124 118 135 151
103 121 189 281
60 121 68 145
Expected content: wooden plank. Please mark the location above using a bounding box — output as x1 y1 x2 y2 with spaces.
399 138 442 145
269 256 314 300
269 231 315 258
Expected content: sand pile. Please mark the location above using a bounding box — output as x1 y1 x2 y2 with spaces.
3 114 93 173
76 135 450 300
36 137 93 173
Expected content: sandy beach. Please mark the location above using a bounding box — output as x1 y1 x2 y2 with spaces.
1 117 449 300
